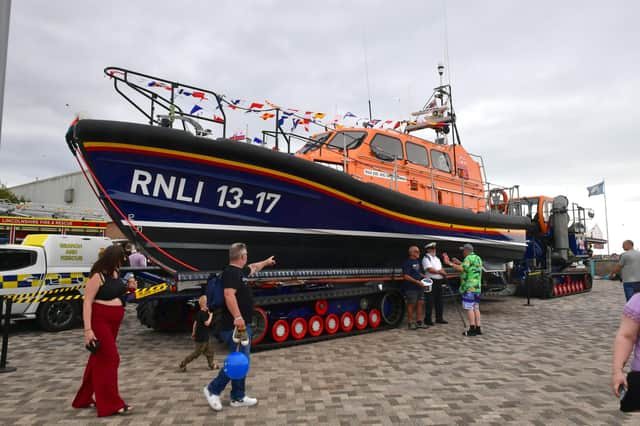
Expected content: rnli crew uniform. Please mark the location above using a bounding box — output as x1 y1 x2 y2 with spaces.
422 247 447 325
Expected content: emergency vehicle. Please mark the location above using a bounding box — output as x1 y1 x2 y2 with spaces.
0 234 112 331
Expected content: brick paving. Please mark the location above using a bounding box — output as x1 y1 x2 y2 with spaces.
0 279 637 425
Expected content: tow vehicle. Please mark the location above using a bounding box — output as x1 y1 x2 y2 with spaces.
0 234 112 330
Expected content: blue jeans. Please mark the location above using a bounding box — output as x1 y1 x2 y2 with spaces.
207 326 251 401
623 282 640 301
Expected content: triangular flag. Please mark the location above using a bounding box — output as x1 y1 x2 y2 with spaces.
190 105 203 115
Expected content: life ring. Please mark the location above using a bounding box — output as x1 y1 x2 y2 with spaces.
489 189 508 213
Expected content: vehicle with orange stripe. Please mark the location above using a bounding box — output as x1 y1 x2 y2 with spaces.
62 66 580 347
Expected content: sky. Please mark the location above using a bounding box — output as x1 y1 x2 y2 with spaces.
0 0 638 253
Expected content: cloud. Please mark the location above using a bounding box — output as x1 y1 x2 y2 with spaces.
0 0 638 250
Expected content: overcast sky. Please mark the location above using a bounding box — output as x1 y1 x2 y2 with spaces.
1 0 638 252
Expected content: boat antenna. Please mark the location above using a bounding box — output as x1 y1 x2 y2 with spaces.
362 31 373 121
442 0 452 87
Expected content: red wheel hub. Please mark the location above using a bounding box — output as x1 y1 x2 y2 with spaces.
291 317 307 340
315 299 329 315
355 310 368 330
369 309 381 328
325 314 339 334
308 315 324 337
271 319 290 343
340 312 354 332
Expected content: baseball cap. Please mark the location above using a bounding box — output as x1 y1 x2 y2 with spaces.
459 243 474 251
424 242 437 249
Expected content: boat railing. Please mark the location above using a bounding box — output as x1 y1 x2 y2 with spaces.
104 66 228 137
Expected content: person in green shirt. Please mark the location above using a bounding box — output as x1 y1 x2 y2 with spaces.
444 243 483 336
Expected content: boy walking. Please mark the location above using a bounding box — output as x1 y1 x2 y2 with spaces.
180 295 218 371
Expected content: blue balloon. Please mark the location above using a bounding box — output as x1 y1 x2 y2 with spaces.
224 351 250 379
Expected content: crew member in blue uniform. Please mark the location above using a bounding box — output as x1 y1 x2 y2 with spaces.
402 245 427 330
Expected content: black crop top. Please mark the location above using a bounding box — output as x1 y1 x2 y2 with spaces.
95 274 128 301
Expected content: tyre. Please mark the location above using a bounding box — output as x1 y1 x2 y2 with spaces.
37 299 81 331
136 299 189 331
136 300 158 329
379 290 405 327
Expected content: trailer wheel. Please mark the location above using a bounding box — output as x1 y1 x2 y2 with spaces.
136 299 189 331
250 307 269 345
380 290 404 327
136 300 158 329
308 315 324 336
271 319 290 342
355 310 368 330
37 299 80 331
584 274 593 291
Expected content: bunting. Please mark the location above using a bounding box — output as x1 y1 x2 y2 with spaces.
136 74 415 136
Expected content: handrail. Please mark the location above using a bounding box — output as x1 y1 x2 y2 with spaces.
104 66 227 137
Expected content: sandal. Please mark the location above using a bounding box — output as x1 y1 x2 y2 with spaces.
117 405 133 415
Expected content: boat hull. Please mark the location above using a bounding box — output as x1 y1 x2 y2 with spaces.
70 120 531 271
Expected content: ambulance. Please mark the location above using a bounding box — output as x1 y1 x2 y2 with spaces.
0 234 112 331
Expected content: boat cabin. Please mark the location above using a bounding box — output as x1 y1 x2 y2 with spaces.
295 128 487 212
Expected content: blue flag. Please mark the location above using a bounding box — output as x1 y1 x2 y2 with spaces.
190 105 203 115
587 181 604 197
253 137 263 145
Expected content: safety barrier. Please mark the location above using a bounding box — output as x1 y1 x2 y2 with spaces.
1 283 168 304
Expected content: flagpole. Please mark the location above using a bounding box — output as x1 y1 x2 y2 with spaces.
0 0 11 150
603 179 610 255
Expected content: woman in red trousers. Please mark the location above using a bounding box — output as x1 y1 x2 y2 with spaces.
72 244 136 417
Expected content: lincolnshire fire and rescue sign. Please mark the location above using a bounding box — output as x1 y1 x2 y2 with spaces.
0 216 107 229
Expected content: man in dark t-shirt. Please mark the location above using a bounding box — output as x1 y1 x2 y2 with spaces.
204 243 275 412
403 245 427 330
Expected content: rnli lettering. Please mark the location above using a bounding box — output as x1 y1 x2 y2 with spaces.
130 169 204 204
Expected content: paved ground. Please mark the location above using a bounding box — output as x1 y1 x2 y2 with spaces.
0 279 637 425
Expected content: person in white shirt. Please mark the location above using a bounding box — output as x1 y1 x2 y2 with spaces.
422 242 448 325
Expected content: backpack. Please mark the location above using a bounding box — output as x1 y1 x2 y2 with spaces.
206 273 225 311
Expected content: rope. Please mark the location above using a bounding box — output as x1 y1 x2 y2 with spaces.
72 147 198 271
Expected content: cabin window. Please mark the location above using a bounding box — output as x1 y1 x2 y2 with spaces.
0 249 37 271
327 131 367 151
298 132 331 154
370 134 403 161
406 142 429 167
431 150 451 172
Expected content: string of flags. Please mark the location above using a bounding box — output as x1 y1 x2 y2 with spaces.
107 69 449 141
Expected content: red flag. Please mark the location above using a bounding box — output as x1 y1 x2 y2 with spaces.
213 115 225 123
249 102 264 110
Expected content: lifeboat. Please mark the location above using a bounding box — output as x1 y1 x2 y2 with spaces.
65 67 532 272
